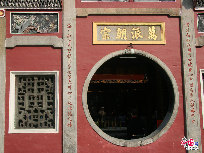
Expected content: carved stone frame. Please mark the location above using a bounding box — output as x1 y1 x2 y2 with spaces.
9 71 59 133
82 49 179 147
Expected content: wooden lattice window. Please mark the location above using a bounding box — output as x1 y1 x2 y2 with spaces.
9 71 59 133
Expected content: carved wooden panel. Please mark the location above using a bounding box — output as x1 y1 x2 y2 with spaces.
15 75 55 129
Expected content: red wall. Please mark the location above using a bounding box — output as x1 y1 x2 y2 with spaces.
196 46 204 153
76 0 181 8
194 10 204 153
5 47 62 153
76 15 185 153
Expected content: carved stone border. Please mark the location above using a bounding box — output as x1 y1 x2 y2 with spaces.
181 0 202 152
6 36 63 48
82 49 179 147
0 17 6 153
62 0 77 153
93 22 166 45
9 71 60 134
76 8 181 17
10 12 59 34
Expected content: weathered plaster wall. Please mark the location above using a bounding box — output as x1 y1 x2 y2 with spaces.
76 8 180 17
195 11 204 153
194 11 204 152
76 15 184 153
3 7 64 153
62 0 77 152
180 0 202 152
4 47 62 153
6 36 63 48
76 0 181 8
195 12 204 152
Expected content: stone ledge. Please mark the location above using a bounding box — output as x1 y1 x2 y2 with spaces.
0 17 6 153
76 8 181 17
6 36 63 48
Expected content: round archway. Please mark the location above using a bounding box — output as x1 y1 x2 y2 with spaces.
82 49 179 147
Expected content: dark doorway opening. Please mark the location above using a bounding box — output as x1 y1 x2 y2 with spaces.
87 54 174 140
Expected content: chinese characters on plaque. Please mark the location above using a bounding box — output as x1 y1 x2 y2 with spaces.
93 22 165 44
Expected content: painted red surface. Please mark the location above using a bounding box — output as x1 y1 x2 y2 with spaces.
5 10 62 38
194 9 204 153
196 47 204 153
5 47 62 153
77 15 185 153
76 0 181 8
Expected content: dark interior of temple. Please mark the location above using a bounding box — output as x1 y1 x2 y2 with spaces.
87 54 174 140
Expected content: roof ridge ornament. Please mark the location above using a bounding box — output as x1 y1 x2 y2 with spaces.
0 0 62 9
194 0 204 10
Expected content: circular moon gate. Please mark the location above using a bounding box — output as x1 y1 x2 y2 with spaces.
82 49 179 147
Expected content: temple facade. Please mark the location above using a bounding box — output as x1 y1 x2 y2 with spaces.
0 0 204 153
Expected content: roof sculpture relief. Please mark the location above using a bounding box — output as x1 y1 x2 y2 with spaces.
195 0 204 9
0 0 62 9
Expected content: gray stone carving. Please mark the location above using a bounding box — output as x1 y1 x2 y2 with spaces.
195 0 204 9
15 75 55 129
11 13 58 34
198 14 204 32
181 0 202 152
63 0 77 152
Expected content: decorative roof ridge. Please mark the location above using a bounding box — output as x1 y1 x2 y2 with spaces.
0 0 62 9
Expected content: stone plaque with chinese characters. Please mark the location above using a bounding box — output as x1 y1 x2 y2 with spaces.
93 22 166 44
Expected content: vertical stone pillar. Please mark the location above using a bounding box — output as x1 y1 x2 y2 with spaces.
0 17 6 153
181 0 202 152
63 0 77 153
